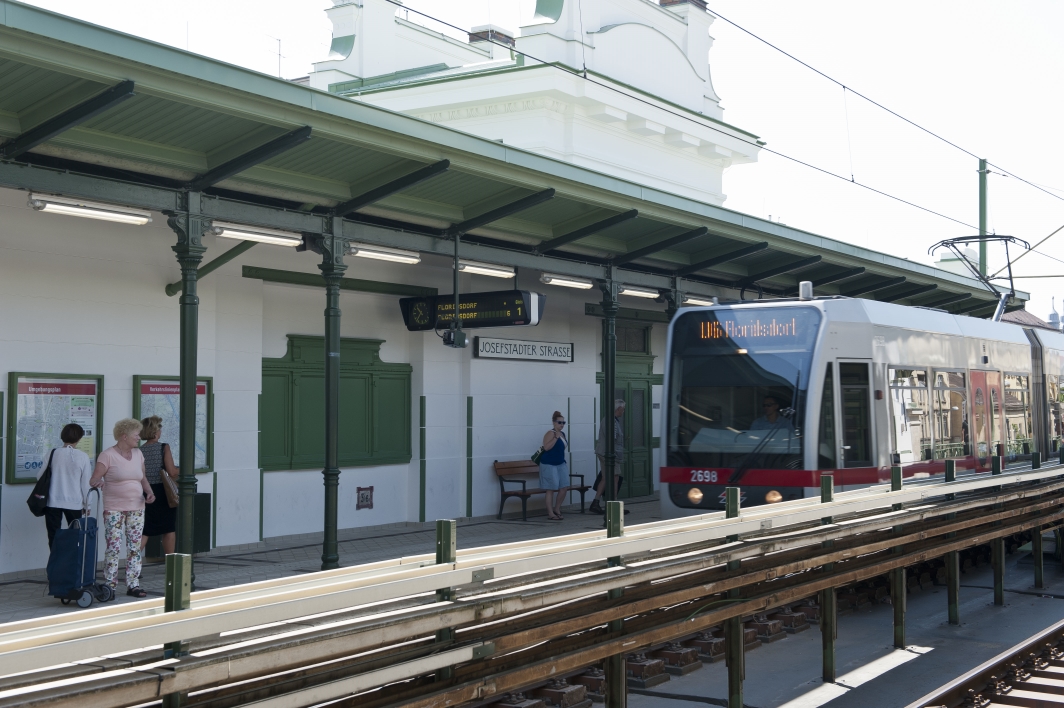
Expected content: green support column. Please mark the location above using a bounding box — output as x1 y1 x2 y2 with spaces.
1033 451 1041 469
1034 525 1044 589
466 397 473 518
724 487 743 708
319 225 347 571
601 277 619 503
978 158 988 276
435 519 457 681
419 396 426 524
991 455 1002 475
820 475 836 683
890 465 905 648
944 460 960 625
166 195 208 585
1056 528 1064 569
161 553 192 708
992 537 1005 606
605 501 626 708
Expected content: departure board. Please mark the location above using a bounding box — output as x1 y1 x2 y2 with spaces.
399 290 545 331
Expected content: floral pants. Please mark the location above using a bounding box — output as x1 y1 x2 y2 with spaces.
103 510 144 590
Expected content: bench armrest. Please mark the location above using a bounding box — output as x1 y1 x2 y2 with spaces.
568 473 586 486
499 477 528 491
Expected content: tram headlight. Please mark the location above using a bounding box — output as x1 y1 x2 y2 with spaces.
687 487 704 504
765 490 783 504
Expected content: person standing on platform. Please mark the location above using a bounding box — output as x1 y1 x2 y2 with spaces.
39 423 93 550
589 399 626 515
539 411 570 521
139 415 179 557
90 418 154 598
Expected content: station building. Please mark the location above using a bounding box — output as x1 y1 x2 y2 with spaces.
0 0 1021 575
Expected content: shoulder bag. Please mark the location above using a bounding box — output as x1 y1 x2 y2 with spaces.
160 443 180 508
531 447 545 464
26 449 57 517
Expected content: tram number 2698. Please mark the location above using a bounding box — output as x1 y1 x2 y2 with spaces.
689 470 719 483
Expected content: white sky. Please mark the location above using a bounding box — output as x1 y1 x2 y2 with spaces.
21 0 1064 318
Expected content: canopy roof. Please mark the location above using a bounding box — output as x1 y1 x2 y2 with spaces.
0 0 1025 315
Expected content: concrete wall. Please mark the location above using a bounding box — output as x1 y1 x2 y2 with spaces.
0 185 675 574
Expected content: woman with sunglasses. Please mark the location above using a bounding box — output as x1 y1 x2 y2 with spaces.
539 411 570 521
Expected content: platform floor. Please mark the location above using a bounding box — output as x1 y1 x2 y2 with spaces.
0 494 662 624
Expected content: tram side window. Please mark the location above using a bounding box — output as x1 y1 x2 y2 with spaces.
840 363 872 467
1004 374 1033 459
818 364 836 469
1049 375 1063 454
888 368 930 464
932 371 968 460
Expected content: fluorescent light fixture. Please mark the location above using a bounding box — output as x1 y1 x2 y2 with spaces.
209 220 302 247
28 193 151 225
618 284 660 299
348 242 421 264
682 295 718 307
540 273 593 289
456 259 515 278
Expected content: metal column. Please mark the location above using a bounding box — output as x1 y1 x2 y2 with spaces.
945 459 960 625
1034 525 1045 589
992 537 1006 606
979 158 988 276
166 194 208 581
820 475 836 683
435 519 457 682
601 276 619 503
724 487 743 708
319 225 347 571
890 465 905 648
605 501 626 708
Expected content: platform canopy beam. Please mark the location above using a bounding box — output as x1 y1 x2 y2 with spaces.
740 255 822 286
611 226 708 266
332 159 450 218
535 210 639 254
186 126 312 192
840 276 907 298
0 80 135 160
878 283 938 303
920 292 972 309
676 241 769 277
449 189 556 237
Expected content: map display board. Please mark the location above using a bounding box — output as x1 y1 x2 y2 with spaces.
133 377 212 471
6 373 103 484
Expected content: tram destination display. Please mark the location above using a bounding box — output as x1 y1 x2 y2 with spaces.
6 373 103 484
400 289 545 331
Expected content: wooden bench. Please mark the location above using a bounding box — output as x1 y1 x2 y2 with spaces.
494 460 593 521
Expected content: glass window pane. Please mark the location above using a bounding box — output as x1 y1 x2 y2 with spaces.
1004 374 1029 390
932 389 968 459
1051 375 1063 453
818 364 836 469
841 363 869 387
889 368 927 387
934 371 966 389
1004 388 1032 458
891 387 931 462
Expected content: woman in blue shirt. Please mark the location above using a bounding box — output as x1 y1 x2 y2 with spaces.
540 411 570 520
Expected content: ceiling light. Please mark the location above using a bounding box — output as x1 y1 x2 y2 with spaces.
682 295 718 307
29 193 151 225
618 284 660 299
456 259 515 278
540 273 593 289
209 220 303 247
348 242 421 264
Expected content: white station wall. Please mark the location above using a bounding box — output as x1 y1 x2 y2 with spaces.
0 184 668 575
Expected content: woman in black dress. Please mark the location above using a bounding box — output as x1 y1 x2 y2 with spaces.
139 415 179 555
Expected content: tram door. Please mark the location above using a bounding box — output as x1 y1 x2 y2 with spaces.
838 361 873 468
970 371 1004 470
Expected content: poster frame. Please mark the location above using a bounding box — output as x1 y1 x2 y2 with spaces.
132 375 214 473
5 372 105 485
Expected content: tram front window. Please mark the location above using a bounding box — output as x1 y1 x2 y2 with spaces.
668 307 822 470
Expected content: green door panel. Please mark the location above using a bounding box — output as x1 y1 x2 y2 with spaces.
374 374 411 458
259 372 291 469
339 373 371 460
292 372 326 468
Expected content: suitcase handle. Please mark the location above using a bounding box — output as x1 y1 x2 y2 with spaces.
81 487 101 518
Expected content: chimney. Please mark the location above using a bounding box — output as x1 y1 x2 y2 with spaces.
468 24 516 48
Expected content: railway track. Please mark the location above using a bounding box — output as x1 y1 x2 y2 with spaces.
908 616 1064 707
1 464 1062 708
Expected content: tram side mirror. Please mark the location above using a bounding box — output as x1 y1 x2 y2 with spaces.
798 281 814 301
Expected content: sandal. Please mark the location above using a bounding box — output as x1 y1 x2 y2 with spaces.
548 515 562 521
126 586 147 598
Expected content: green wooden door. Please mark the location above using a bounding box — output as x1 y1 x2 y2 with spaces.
623 379 652 497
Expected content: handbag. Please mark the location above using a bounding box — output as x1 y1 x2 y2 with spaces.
531 446 545 464
26 449 57 517
160 443 180 508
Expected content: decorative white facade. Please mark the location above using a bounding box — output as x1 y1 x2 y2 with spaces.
308 0 760 206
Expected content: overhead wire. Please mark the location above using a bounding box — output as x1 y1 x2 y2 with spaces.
383 0 979 231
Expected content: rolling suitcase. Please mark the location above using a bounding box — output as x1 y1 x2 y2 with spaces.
46 488 114 608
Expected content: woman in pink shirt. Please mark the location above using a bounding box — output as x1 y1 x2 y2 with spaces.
90 418 155 597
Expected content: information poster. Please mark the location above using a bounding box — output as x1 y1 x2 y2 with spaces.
134 377 211 470
7 374 102 483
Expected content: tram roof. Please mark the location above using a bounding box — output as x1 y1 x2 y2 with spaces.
0 0 1027 316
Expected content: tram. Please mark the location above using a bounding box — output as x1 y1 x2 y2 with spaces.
660 288 1064 515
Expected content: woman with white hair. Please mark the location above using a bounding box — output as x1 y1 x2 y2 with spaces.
90 418 155 598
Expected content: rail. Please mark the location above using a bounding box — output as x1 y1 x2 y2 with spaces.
0 461 1061 707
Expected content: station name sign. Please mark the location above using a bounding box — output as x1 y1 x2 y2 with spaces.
399 290 545 331
474 337 574 363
